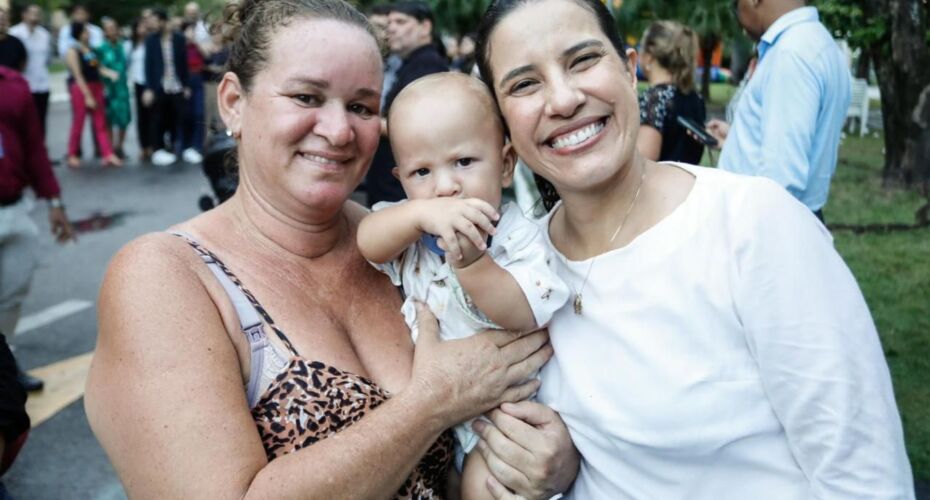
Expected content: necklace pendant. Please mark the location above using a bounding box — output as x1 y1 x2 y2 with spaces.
573 293 583 315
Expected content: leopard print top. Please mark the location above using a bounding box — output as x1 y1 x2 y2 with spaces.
181 237 455 499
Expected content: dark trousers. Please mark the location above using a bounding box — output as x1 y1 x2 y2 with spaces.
184 74 205 153
31 92 49 137
134 83 155 151
151 91 187 154
0 333 29 476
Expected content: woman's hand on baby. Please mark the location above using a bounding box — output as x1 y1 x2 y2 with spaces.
415 198 499 262
405 302 552 426
473 401 580 499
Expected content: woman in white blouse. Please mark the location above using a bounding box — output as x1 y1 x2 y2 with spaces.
471 0 914 498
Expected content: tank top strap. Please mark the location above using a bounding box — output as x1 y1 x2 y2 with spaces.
170 232 300 404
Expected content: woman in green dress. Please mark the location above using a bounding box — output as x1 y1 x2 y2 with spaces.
97 18 131 157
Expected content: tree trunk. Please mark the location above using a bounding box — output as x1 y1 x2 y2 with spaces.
866 0 930 189
855 51 870 80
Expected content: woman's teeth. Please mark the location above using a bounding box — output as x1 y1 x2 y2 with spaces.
303 154 338 165
550 120 605 149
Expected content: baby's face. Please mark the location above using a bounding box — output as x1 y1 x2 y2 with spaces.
390 85 513 209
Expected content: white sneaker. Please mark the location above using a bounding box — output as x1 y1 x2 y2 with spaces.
152 149 178 166
182 148 204 164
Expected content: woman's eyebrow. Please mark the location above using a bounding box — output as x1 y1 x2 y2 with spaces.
563 39 604 58
281 77 378 98
497 39 605 89
287 77 328 88
499 64 535 90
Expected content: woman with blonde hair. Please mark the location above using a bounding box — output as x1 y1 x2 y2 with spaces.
636 20 707 163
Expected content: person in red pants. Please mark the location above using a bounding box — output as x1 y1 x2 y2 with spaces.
63 22 120 168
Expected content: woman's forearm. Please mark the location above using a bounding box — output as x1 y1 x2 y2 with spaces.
244 386 450 499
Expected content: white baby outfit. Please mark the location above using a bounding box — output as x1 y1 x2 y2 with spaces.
371 200 570 453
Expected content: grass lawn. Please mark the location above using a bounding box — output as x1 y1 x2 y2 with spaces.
826 134 930 480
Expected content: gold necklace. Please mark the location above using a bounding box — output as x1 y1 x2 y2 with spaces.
563 164 647 315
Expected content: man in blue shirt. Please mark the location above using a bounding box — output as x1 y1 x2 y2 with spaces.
707 0 851 220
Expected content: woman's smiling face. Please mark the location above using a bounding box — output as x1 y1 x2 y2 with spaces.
234 18 383 216
486 0 640 196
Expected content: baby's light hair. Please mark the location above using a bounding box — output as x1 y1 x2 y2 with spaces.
387 72 507 146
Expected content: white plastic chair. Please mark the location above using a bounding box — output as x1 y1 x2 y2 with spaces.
846 77 870 136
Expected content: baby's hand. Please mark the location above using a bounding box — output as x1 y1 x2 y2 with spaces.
416 198 498 262
441 231 485 268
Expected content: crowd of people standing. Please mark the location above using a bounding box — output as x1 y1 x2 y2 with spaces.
0 2 229 169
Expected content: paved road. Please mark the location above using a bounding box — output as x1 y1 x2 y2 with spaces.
4 98 209 499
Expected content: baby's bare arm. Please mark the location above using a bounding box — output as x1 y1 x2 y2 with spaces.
455 251 536 333
357 201 426 264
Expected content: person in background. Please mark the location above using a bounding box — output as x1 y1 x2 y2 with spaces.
202 30 229 135
64 22 121 168
451 32 476 75
0 8 26 72
366 1 449 206
0 65 75 394
637 20 706 164
0 330 30 499
705 0 851 221
144 8 190 166
97 18 131 159
57 4 103 57
9 5 52 136
182 1 212 48
129 15 154 162
367 4 402 112
180 20 208 164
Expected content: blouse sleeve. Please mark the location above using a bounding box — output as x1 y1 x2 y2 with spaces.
639 85 670 132
489 208 570 328
731 179 913 498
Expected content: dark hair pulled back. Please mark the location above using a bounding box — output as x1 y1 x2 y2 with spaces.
216 0 378 93
475 0 628 211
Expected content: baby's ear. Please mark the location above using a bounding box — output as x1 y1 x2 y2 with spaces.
391 166 400 180
500 142 517 188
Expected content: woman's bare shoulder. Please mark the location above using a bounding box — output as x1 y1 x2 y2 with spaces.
87 231 266 498
98 231 217 339
103 232 202 289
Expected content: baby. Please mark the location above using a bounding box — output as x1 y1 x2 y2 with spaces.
357 73 569 498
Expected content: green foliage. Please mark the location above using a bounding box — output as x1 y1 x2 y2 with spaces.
812 0 888 50
429 0 490 36
613 0 737 42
